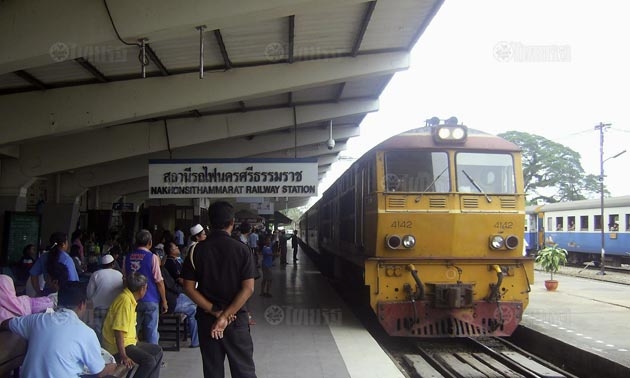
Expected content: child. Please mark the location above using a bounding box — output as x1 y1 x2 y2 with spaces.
260 236 273 297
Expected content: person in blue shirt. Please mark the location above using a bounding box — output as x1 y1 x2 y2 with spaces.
0 281 117 377
260 236 274 297
29 232 79 297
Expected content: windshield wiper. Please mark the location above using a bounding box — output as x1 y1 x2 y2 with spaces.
422 167 448 193
462 170 492 203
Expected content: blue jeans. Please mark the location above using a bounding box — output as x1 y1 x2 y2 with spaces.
175 294 199 347
136 301 160 344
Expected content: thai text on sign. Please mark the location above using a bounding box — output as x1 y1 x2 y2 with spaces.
148 158 319 198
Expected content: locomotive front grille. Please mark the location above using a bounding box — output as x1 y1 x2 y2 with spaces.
500 197 516 208
429 198 446 208
387 197 406 208
462 197 479 208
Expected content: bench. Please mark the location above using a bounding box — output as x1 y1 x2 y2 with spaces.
0 331 26 378
109 363 138 378
158 313 188 351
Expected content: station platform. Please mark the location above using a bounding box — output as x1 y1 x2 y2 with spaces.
161 246 403 378
521 266 630 368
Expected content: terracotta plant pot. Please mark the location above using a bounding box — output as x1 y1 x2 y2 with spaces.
544 280 559 291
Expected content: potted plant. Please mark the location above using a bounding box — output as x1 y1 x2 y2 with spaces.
535 244 568 291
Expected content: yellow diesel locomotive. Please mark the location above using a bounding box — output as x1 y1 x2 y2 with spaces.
298 118 534 337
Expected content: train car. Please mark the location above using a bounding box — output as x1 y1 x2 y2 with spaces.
528 196 630 265
299 119 534 338
525 204 544 252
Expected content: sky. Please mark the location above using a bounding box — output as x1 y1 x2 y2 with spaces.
317 0 630 203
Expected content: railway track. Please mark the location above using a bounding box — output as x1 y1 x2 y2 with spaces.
401 337 579 378
566 262 630 274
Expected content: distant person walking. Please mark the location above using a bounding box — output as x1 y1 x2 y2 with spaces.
182 200 257 378
260 236 273 297
291 230 299 263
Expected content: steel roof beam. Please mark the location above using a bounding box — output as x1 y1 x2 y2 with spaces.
56 124 359 189
0 0 372 75
288 15 295 64
14 70 47 90
213 29 232 69
17 99 376 176
0 52 406 146
351 1 376 56
145 44 170 76
74 58 109 83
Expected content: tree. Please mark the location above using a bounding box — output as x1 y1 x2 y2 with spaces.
498 131 601 203
280 206 306 228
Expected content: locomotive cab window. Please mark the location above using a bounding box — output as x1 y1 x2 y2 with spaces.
455 153 516 194
384 151 449 192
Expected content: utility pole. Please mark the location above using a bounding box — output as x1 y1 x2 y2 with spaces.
595 122 611 275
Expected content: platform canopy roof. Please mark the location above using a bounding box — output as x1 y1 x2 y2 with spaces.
0 0 443 211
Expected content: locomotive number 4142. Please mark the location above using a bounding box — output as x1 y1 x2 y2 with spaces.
391 220 412 228
494 221 513 230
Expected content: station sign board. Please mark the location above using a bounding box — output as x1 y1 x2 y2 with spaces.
148 158 319 199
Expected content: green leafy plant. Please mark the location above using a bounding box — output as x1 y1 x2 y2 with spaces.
535 244 568 281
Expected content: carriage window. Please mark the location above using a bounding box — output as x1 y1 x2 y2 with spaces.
567 216 575 231
594 215 602 231
555 217 563 231
580 215 589 231
455 153 516 194
626 214 630 231
384 151 449 192
608 214 619 231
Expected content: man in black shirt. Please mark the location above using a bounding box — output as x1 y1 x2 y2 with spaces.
181 201 257 378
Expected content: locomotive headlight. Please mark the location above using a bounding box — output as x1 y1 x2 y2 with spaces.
402 235 416 248
438 127 452 139
489 235 505 249
432 125 468 143
505 235 519 250
386 235 402 249
451 127 466 140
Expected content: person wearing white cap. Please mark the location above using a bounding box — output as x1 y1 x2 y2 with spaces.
86 254 124 342
190 224 206 242
183 224 206 260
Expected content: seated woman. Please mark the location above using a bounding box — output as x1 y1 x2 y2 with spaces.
0 274 53 322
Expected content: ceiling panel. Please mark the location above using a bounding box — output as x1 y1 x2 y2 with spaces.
221 18 289 64
244 94 289 108
292 85 339 103
293 3 365 59
0 72 31 90
26 60 94 84
361 0 438 51
341 75 391 98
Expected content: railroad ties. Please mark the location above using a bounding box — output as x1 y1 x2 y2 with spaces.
403 337 573 378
